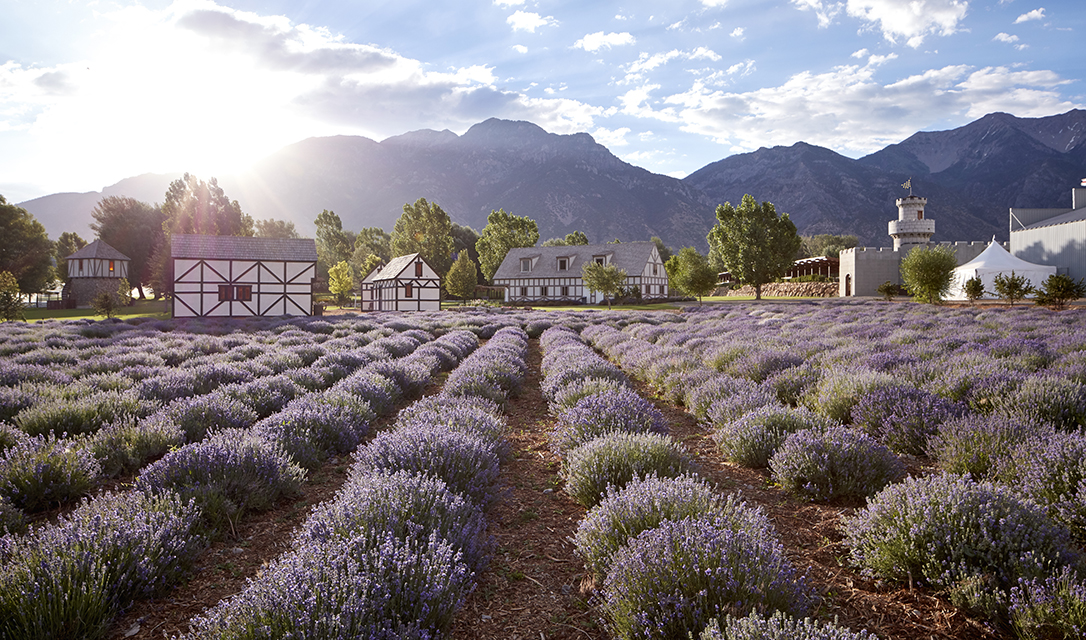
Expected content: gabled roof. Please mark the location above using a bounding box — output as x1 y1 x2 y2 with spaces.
954 239 1056 274
373 253 433 281
65 239 130 262
171 234 317 261
493 242 658 280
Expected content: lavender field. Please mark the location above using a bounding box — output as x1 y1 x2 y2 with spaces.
1 301 1084 640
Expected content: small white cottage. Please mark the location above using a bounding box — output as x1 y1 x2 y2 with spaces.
493 242 668 304
171 234 318 318
367 253 441 311
63 239 131 308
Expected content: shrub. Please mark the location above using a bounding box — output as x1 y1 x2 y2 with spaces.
551 376 631 415
1009 566 1086 640
993 270 1034 306
136 429 305 535
13 390 153 437
158 393 258 443
333 370 401 416
994 375 1086 431
1000 430 1086 539
574 474 771 581
804 367 896 424
395 400 508 459
843 473 1081 617
0 386 33 423
255 392 374 470
0 490 203 640
714 405 835 468
298 469 491 573
963 275 986 304
763 363 822 406
0 494 25 535
0 434 101 512
89 417 185 477
702 611 875 639
136 369 201 404
850 386 965 455
353 425 502 507
770 427 903 501
562 432 693 507
928 414 1037 479
217 375 302 419
704 383 784 426
188 531 470 640
1034 273 1086 310
900 245 958 304
0 422 26 452
550 389 668 454
602 517 812 640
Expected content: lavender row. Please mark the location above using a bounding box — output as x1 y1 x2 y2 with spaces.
185 327 527 638
537 326 819 640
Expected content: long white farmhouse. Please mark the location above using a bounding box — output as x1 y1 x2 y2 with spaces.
493 241 668 304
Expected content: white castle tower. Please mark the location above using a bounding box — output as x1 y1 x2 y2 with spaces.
888 192 934 250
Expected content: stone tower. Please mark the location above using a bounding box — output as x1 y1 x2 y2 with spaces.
888 195 934 250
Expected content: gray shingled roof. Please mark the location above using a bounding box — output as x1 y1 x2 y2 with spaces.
65 239 131 262
171 234 317 261
1021 206 1086 231
493 242 657 280
373 253 424 281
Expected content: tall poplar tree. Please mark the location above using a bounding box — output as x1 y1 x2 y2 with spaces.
391 198 454 277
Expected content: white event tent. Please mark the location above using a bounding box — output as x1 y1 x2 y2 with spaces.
946 239 1056 300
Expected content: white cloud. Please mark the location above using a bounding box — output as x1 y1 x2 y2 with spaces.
512 44 528 54
700 0 730 6
645 61 1078 156
792 0 845 28
591 126 631 147
851 48 869 58
1014 8 1045 23
731 27 745 38
994 32 1019 43
846 0 969 47
493 0 525 5
507 10 557 33
574 31 636 52
726 60 757 76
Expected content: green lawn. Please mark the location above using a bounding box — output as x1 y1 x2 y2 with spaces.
23 299 171 322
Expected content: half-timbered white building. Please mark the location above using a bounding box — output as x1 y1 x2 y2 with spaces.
493 242 668 304
63 239 131 308
368 253 441 311
171 234 318 318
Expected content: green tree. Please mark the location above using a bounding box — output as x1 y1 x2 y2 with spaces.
963 275 986 305
899 245 958 304
54 231 88 284
357 254 383 279
1034 274 1086 310
355 227 392 263
91 196 165 299
581 261 627 309
315 209 354 281
328 260 355 306
117 278 133 307
876 281 906 302
391 198 455 277
254 219 300 239
0 195 54 294
542 230 590 246
650 236 673 263
476 209 539 282
706 194 801 300
801 234 858 258
666 247 718 304
92 292 117 318
445 251 479 302
0 271 25 322
992 271 1034 306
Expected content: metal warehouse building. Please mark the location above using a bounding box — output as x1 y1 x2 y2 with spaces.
1011 186 1086 281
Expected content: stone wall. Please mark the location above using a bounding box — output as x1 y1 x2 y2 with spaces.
718 282 838 297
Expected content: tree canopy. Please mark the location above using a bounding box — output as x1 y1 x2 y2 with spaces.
706 194 801 300
445 251 479 302
355 227 392 263
0 271 25 321
328 260 355 305
899 244 958 304
254 219 300 239
162 174 252 237
0 195 54 293
315 210 354 280
651 236 673 263
581 261 627 309
542 231 589 246
391 198 455 277
801 233 857 258
666 247 717 304
91 196 165 299
54 231 87 285
476 209 539 282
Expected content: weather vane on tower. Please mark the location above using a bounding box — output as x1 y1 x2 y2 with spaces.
902 178 914 196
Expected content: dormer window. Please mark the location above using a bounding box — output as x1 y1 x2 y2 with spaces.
594 255 606 266
520 258 532 272
557 257 568 271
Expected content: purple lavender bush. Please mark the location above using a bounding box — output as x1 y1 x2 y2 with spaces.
0 493 25 535
770 427 903 501
13 390 154 437
804 367 897 424
395 400 508 459
551 376 632 415
704 383 784 427
762 363 822 407
702 611 875 639
89 417 185 477
843 473 1081 619
603 516 812 640
0 386 33 423
0 422 26 451
994 375 1086 431
0 434 100 512
187 531 471 640
353 424 502 507
158 392 259 442
550 389 668 454
850 386 966 456
928 414 1038 479
217 375 303 419
562 432 693 507
298 468 491 572
999 430 1086 539
1009 566 1086 640
574 474 771 581
136 428 305 534
714 405 835 468
254 393 373 471
0 490 203 640
332 369 401 416
136 368 201 404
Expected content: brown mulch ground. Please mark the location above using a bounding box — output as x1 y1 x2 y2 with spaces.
106 336 1011 639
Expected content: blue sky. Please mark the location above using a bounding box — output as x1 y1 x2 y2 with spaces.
1 0 1082 203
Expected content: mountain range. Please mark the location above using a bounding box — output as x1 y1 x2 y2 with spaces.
19 109 1086 252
